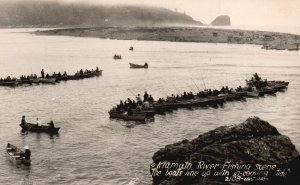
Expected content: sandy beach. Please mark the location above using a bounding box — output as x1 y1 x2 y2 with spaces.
37 27 300 51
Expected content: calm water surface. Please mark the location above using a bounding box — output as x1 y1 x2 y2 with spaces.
0 28 299 185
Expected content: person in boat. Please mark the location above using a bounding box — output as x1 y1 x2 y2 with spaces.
148 95 154 102
21 115 26 125
96 67 99 72
143 91 149 102
52 72 56 78
136 104 142 111
41 69 45 78
136 94 142 103
45 73 50 78
131 100 137 108
47 120 55 128
6 76 11 81
18 146 31 160
144 62 148 67
236 86 242 92
36 118 40 126
119 100 124 108
57 72 62 78
127 98 133 105
127 108 133 116
63 71 67 76
182 92 188 99
80 69 84 75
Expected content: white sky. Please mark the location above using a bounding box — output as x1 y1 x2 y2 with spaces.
13 0 300 26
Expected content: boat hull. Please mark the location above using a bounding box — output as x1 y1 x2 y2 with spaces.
6 143 31 166
129 63 148 69
20 123 60 134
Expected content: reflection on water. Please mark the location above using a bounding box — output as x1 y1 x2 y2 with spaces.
0 28 299 185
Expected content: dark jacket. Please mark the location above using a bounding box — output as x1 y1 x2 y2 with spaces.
20 149 31 160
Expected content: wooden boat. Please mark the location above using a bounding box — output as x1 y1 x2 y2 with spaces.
31 78 40 83
129 46 134 51
129 63 148 69
109 110 146 122
18 79 33 85
56 75 80 81
81 70 103 78
0 81 18 87
258 88 277 96
245 91 260 97
6 143 31 166
39 77 56 84
113 55 122 60
20 122 60 134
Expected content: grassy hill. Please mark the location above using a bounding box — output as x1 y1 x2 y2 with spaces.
0 1 202 27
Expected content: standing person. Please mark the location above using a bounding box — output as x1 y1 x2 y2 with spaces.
36 118 40 126
143 91 149 102
21 115 26 125
41 69 45 78
136 94 142 103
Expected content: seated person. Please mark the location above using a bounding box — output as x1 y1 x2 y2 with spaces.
18 146 31 160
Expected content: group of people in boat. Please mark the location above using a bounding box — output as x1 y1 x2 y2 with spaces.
0 76 17 82
21 115 56 128
41 69 69 79
115 91 154 113
1 67 101 85
112 73 280 115
14 116 57 161
246 73 268 89
76 67 100 76
113 54 122 60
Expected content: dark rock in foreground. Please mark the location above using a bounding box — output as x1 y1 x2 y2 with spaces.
211 15 231 26
151 117 299 185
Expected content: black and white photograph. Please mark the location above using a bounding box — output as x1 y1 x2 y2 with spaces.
0 0 299 184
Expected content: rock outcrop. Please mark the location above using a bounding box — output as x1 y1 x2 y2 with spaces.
211 15 231 26
151 117 299 185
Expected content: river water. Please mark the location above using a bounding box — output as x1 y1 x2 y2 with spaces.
0 28 299 185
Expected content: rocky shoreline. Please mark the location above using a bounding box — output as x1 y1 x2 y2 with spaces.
37 27 300 51
150 117 299 185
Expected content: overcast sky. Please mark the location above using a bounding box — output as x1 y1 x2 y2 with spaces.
10 0 300 26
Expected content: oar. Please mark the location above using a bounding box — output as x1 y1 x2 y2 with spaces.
191 78 201 92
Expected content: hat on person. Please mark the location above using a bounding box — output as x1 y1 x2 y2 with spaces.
24 146 29 150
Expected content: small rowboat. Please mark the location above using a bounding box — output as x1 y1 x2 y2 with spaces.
20 122 60 134
39 77 56 84
7 143 31 166
82 70 103 78
0 81 18 87
129 63 148 69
